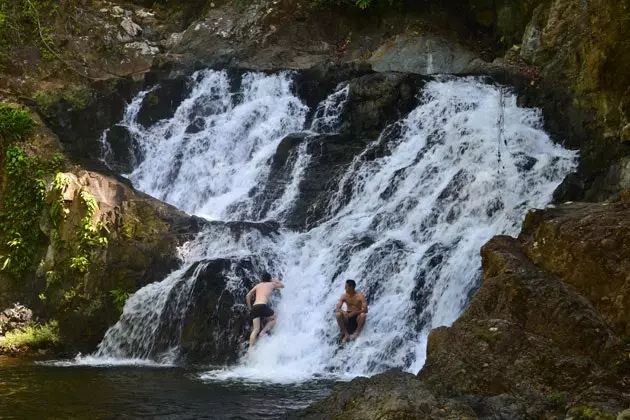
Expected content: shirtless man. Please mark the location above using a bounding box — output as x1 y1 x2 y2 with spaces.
246 272 284 347
335 279 368 343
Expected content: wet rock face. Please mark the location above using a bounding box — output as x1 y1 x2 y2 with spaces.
257 71 421 230
36 78 143 166
177 258 257 364
103 125 143 174
136 76 191 128
518 0 630 199
519 195 630 336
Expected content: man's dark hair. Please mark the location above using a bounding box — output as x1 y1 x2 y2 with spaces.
346 279 356 290
261 272 272 282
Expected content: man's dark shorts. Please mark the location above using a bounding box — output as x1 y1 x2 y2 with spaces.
250 304 274 319
346 314 359 335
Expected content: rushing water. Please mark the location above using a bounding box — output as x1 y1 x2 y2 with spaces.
87 70 576 383
0 357 330 419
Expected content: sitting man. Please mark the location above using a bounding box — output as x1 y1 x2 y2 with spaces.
335 279 368 343
246 272 284 348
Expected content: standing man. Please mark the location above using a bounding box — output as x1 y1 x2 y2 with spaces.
246 272 284 348
335 279 368 343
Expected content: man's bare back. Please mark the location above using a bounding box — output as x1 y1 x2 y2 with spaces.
251 281 282 305
246 272 284 348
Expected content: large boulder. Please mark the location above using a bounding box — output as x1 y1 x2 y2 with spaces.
420 236 627 417
416 194 630 418
136 76 191 128
290 370 477 419
519 193 630 336
177 258 259 364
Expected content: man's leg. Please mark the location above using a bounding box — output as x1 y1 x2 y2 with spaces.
352 313 367 339
335 311 350 342
260 313 277 336
249 317 261 347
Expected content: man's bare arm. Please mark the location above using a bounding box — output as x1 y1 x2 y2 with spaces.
335 295 346 313
245 285 257 309
360 293 368 314
273 280 285 289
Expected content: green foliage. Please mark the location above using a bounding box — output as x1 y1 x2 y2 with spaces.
0 146 46 277
49 172 69 226
69 255 89 273
45 269 60 287
546 391 567 408
0 104 36 141
110 289 131 314
0 320 60 351
77 189 108 251
0 0 68 64
39 177 110 306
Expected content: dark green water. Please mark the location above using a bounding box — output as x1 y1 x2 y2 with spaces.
0 357 332 419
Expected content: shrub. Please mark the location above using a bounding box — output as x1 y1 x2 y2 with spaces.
0 104 36 141
0 321 60 351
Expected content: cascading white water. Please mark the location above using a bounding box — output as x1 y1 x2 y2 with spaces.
309 84 349 134
89 71 576 382
127 70 308 219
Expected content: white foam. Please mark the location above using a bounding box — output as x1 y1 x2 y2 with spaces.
39 355 172 368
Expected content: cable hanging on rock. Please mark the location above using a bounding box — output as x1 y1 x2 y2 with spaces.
497 85 506 176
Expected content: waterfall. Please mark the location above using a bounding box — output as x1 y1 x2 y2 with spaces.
88 70 576 382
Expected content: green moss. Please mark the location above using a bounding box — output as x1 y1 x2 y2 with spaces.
547 391 567 408
471 324 499 346
146 92 159 106
0 320 60 351
568 405 616 420
35 85 94 115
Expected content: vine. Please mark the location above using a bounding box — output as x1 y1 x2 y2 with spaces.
49 172 69 227
0 146 47 277
66 189 108 275
0 104 35 141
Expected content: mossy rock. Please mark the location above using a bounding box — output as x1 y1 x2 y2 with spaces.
35 85 95 116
